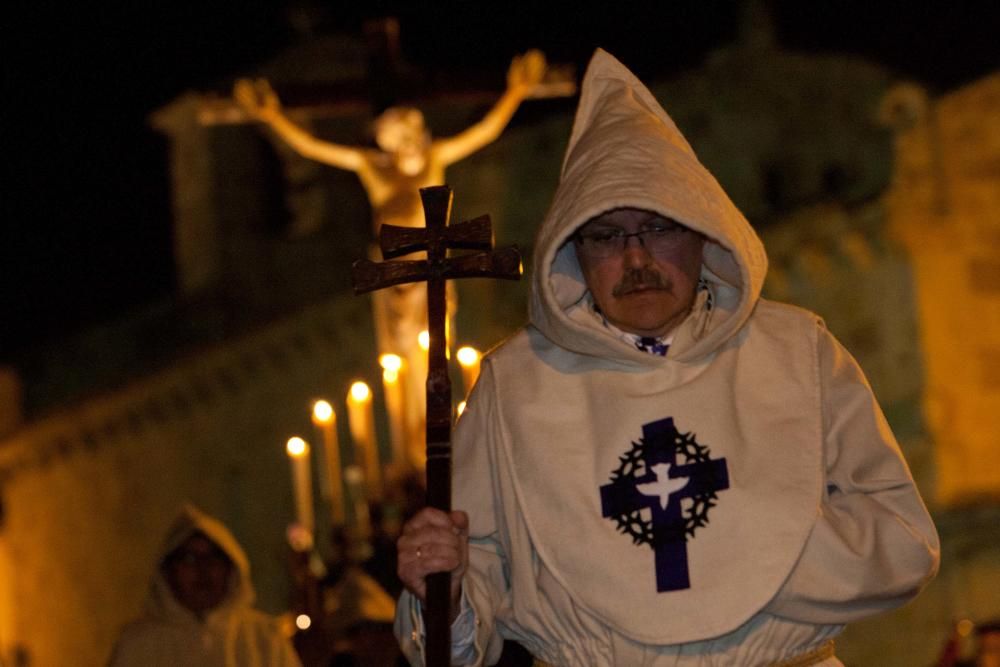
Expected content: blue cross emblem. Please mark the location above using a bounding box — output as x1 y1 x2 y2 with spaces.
599 417 729 592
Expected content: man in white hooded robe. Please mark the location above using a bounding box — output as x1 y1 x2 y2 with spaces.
393 49 939 667
108 505 302 667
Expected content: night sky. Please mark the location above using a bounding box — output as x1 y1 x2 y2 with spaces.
3 1 998 358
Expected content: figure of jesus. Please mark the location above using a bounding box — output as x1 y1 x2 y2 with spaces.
235 50 545 234
234 51 547 467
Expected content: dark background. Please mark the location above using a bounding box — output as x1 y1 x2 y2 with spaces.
3 1 998 357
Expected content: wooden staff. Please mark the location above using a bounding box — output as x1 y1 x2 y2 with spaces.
352 185 520 666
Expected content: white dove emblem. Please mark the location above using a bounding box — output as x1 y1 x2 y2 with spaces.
636 462 689 510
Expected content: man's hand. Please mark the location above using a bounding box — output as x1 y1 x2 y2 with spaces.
397 508 469 622
507 50 547 95
233 78 283 122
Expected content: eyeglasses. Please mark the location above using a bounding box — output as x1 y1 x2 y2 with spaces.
574 221 690 258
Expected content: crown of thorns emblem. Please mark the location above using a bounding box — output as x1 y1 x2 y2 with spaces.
608 429 718 546
599 417 730 591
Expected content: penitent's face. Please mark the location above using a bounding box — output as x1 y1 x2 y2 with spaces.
163 533 233 615
574 208 705 338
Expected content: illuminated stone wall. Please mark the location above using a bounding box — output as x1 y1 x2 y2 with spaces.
884 74 1000 507
758 72 1000 667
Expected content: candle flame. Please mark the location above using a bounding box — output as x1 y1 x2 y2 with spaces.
286 437 309 457
457 346 480 368
379 353 403 372
457 400 467 417
418 330 430 351
349 381 371 403
312 400 334 424
295 614 312 630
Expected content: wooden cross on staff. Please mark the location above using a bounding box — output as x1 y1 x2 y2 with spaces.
352 185 521 666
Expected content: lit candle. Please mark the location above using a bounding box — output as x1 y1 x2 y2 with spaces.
347 381 382 500
286 436 314 537
379 354 407 468
404 331 431 469
457 346 481 396
445 317 453 359
312 400 345 526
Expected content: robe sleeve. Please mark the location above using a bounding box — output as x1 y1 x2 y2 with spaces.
394 362 510 666
766 326 940 623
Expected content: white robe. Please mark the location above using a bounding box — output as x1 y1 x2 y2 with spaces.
394 48 939 666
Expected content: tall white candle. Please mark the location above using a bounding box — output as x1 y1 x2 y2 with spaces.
312 400 345 526
380 354 407 468
403 331 431 470
347 381 382 501
285 436 314 537
457 346 482 397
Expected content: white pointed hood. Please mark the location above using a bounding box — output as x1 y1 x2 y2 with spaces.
530 49 768 363
145 504 255 621
110 505 304 666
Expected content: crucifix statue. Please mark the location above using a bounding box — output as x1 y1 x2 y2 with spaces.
352 185 521 667
235 51 548 467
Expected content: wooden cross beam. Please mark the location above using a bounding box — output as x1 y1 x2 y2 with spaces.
352 185 521 666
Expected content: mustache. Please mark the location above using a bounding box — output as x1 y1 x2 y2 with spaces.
612 268 671 297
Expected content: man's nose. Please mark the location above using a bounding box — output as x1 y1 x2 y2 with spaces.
622 234 652 266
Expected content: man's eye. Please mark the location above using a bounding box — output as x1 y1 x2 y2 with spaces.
587 231 621 243
643 224 677 236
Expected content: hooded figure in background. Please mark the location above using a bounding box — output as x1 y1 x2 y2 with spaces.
394 49 939 666
108 505 302 667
